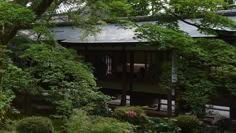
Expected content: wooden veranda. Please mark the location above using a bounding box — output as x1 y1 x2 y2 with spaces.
61 42 178 116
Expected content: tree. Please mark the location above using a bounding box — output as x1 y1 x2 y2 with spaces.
0 0 132 45
128 0 150 16
18 43 110 116
135 0 236 116
1 0 236 118
0 0 131 117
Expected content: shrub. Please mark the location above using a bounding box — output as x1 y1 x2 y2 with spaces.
113 106 147 125
149 118 181 133
66 109 134 133
16 116 54 133
20 44 110 117
66 110 92 133
0 91 14 122
92 117 134 133
175 115 201 133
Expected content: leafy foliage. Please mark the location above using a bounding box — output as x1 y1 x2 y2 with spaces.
66 109 134 133
0 91 14 122
0 1 34 44
136 20 236 115
175 115 202 133
0 45 27 122
0 0 134 45
16 116 54 133
0 1 235 132
128 0 151 16
163 0 236 33
113 106 147 126
0 1 34 27
113 106 182 132
148 118 181 133
92 117 134 133
1 64 35 94
66 110 92 133
19 43 109 116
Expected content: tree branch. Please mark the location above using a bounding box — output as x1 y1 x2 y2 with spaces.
1 0 55 45
159 3 215 32
32 0 55 19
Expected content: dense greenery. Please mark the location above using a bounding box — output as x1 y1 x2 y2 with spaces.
113 106 147 126
18 43 109 116
0 0 133 45
0 0 128 119
175 115 202 133
66 110 134 133
16 116 54 133
113 106 181 132
0 1 34 44
135 0 236 116
0 0 236 132
136 24 236 116
0 0 133 131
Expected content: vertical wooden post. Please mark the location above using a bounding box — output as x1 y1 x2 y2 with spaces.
168 50 178 117
167 90 173 117
230 107 236 119
129 52 134 105
129 52 134 91
84 45 88 61
230 100 236 119
150 52 153 68
121 47 127 106
144 51 148 70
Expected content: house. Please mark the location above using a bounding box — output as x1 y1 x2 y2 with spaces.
20 9 236 118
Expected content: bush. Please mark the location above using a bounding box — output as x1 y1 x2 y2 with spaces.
0 91 14 122
175 115 201 133
92 117 134 133
20 44 110 117
16 116 54 133
66 110 92 133
66 109 134 133
113 106 147 125
149 118 181 133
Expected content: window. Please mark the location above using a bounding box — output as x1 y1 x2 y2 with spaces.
105 55 112 75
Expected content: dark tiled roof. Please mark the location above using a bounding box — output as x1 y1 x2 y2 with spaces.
217 9 236 16
20 10 236 43
51 16 236 43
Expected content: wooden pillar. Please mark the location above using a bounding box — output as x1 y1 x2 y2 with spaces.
156 51 162 111
230 107 236 119
230 99 236 119
156 52 162 83
121 47 127 106
129 52 134 105
84 45 88 61
167 90 173 117
168 50 177 117
129 52 134 91
144 51 148 70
